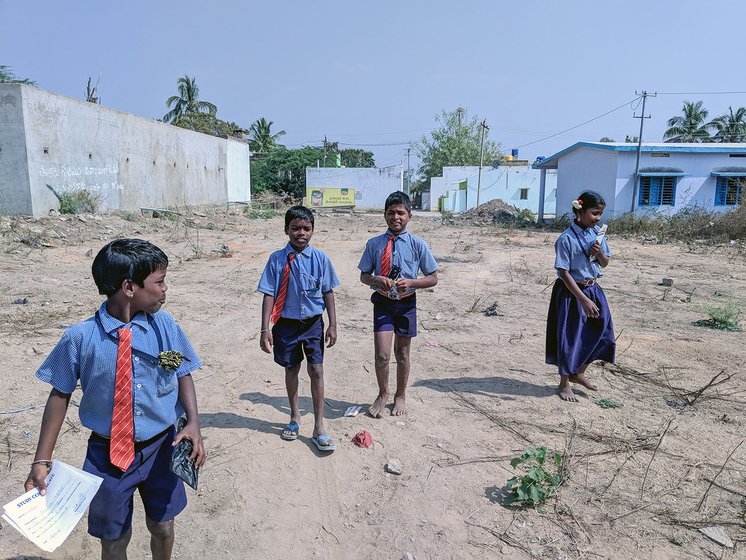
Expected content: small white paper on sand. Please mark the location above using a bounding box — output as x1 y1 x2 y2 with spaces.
2 460 103 552
344 405 363 417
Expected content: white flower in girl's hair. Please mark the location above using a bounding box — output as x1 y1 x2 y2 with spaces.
572 199 583 210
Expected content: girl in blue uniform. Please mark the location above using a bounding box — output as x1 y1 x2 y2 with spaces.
546 191 615 401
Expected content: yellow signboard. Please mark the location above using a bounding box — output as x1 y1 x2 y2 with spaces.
306 187 356 208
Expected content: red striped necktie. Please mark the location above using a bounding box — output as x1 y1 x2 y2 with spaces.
110 327 135 471
380 234 395 277
271 252 296 324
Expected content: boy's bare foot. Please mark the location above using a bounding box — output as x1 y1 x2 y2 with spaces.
569 373 598 391
368 393 389 418
391 395 407 416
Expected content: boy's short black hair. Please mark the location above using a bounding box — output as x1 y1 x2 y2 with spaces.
92 239 168 297
572 190 606 216
284 205 315 230
384 191 412 214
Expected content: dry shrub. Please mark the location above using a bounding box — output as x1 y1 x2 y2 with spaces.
608 205 746 243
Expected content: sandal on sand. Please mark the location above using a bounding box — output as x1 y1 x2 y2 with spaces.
281 421 299 441
311 434 337 452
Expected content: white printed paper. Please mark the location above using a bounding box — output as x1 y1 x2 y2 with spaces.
590 223 608 262
2 460 103 552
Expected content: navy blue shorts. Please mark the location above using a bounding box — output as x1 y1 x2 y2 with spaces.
272 315 324 367
83 426 187 540
371 292 417 337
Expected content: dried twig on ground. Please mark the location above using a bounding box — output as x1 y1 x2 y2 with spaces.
449 390 532 444
641 418 675 499
697 440 744 511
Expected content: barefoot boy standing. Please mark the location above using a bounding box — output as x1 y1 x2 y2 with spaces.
25 239 205 560
258 206 340 451
358 191 438 417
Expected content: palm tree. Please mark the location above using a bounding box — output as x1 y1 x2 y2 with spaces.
163 75 217 124
663 100 713 143
0 65 36 85
709 106 746 143
248 118 286 153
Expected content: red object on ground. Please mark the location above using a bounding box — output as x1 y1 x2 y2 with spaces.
352 430 373 448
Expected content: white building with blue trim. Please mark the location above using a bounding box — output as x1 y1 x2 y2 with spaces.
532 142 746 220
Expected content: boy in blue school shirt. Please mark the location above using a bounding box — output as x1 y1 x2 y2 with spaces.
258 206 340 452
25 239 205 560
359 191 438 417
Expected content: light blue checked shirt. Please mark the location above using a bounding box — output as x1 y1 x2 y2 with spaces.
257 243 340 320
554 222 611 282
358 229 439 297
35 302 201 441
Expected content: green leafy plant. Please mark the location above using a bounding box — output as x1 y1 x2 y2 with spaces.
504 447 563 507
58 190 99 214
244 207 280 219
596 398 623 409
694 302 742 331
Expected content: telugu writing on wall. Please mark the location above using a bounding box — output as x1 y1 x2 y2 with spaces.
39 163 123 193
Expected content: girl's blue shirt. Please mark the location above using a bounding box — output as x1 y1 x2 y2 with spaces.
554 222 611 282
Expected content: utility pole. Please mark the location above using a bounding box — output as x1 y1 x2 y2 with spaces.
322 136 328 167
404 147 411 195
631 91 656 212
476 120 488 208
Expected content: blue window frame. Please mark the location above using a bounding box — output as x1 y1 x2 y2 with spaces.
715 176 743 206
638 176 676 206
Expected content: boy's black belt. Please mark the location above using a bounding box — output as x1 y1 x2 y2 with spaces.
90 426 171 449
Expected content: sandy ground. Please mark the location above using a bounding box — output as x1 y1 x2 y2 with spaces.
0 208 744 560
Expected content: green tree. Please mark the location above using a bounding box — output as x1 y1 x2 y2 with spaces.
415 108 503 189
599 137 615 142
0 65 36 85
174 112 247 141
710 106 746 143
625 134 639 143
340 148 375 167
248 118 286 154
251 146 326 198
663 100 713 143
163 75 217 124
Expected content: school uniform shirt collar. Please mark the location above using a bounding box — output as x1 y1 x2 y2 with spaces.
570 221 595 238
386 229 411 243
97 301 150 334
283 243 313 259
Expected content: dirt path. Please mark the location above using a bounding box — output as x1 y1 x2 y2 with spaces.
0 209 744 559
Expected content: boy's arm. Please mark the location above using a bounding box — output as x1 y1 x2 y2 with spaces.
175 375 206 467
360 272 394 290
260 294 274 353
323 290 337 348
395 271 438 292
25 389 71 495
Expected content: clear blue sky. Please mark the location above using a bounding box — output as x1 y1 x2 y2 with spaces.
3 0 745 171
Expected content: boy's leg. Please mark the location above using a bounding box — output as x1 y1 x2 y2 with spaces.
370 330 394 417
307 362 333 446
391 334 412 415
284 363 302 438
100 527 132 560
145 517 175 560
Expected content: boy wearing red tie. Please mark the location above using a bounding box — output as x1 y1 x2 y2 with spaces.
258 206 340 451
358 191 438 417
25 239 204 560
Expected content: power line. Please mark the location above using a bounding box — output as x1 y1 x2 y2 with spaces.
657 91 746 95
514 97 641 149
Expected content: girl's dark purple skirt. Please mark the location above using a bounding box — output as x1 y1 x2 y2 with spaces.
546 280 616 376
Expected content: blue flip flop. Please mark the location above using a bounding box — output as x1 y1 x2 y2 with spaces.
311 434 337 452
281 421 299 441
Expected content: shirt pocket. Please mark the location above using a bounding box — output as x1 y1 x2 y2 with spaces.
156 368 178 397
300 273 322 298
